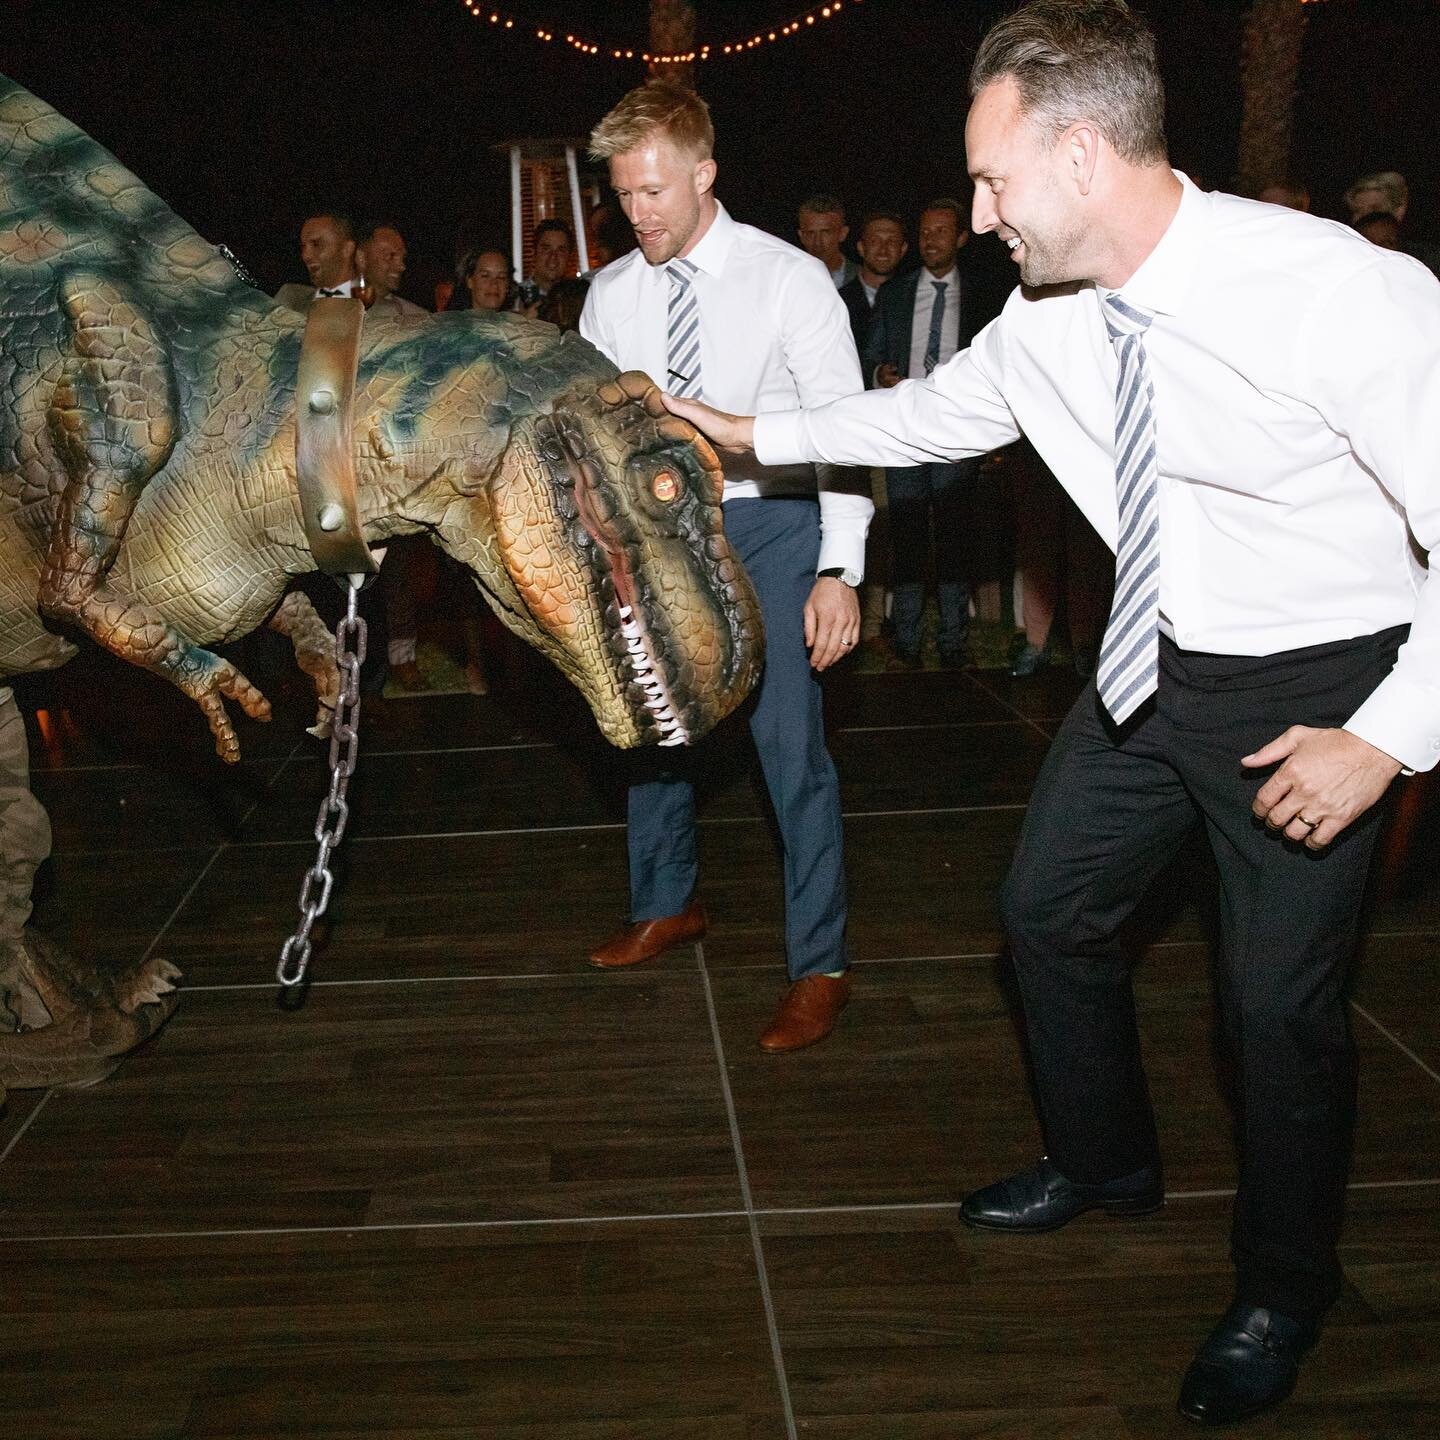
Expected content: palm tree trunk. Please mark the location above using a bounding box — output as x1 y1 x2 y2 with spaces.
649 0 698 89
1237 0 1310 194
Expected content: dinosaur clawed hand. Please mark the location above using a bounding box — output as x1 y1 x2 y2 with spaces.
169 646 272 763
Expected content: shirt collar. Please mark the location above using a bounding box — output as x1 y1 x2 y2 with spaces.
679 200 735 278
1101 170 1204 319
922 266 959 289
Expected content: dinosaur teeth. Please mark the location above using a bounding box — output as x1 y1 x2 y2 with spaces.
615 608 686 744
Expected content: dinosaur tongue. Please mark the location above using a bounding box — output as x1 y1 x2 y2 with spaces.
552 417 637 612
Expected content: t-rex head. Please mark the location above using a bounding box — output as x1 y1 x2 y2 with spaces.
369 310 763 748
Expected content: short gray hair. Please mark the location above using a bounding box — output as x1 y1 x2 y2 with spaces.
1344 170 1407 216
969 0 1167 166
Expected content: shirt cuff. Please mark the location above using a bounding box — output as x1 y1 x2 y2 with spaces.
1344 671 1440 774
817 495 871 581
754 409 808 467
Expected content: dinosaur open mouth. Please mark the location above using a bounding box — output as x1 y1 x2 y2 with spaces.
538 412 692 746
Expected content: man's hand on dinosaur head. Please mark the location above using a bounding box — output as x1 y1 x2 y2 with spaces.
659 393 756 455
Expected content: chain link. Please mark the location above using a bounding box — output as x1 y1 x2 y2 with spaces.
278 579 367 987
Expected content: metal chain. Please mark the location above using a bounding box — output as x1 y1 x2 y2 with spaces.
277 578 367 987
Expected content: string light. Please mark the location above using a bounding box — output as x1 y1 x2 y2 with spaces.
460 0 863 64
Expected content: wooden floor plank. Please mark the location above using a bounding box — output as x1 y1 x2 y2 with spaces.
0 975 742 1237
706 946 1440 1211
1 662 1435 1438
760 1192 1440 1435
2 1219 788 1439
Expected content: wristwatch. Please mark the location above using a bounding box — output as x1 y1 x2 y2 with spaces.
817 566 861 588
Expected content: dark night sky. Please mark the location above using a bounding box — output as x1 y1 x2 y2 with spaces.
4 0 1438 303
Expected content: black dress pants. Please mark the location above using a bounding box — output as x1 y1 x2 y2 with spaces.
1001 626 1406 1323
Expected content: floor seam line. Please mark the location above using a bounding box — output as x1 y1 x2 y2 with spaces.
962 670 1061 743
697 944 799 1440
171 932 1440 991
6 1175 1439 1247
0 1087 52 1170
1350 999 1440 1089
140 736 305 967
57 801 1034 857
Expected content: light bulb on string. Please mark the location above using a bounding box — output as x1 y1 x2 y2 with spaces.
459 0 865 65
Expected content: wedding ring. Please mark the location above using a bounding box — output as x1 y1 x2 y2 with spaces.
1297 813 1319 829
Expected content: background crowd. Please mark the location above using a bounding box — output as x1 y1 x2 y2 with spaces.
272 163 1439 694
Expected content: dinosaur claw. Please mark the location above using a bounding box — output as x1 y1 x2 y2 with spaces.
201 700 240 764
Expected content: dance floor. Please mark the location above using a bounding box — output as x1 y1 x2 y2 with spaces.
2 631 1437 1438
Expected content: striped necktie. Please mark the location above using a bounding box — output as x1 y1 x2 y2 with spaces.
923 279 947 375
1096 293 1161 724
666 257 703 400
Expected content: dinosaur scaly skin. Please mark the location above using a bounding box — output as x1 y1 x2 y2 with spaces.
0 76 763 1104
0 74 763 759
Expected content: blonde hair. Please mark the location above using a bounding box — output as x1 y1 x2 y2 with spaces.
588 82 715 163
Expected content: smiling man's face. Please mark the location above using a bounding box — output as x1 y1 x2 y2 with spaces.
608 136 715 267
967 77 1087 287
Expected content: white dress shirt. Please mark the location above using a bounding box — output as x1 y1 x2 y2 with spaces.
907 266 961 379
368 292 426 319
581 201 872 581
756 175 1440 772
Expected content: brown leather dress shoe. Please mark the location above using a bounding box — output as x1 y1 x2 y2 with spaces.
588 900 707 969
758 973 852 1052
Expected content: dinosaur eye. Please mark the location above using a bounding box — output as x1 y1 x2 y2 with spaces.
652 470 679 502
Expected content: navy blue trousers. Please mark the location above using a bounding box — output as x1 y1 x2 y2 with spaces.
1001 627 1405 1324
886 459 979 658
625 497 849 980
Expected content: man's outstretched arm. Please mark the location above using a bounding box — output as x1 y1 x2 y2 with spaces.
663 327 1022 469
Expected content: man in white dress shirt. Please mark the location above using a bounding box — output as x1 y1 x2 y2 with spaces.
580 82 872 1052
663 0 1440 1424
358 224 426 320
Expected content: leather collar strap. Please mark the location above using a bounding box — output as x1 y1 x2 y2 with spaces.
295 296 379 580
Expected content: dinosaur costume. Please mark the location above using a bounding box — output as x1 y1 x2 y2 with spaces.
0 76 763 1102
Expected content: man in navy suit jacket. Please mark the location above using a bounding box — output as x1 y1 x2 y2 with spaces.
862 199 993 666
838 211 909 355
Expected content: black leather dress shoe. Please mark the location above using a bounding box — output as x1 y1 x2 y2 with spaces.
959 1157 1163 1233
1178 1303 1317 1426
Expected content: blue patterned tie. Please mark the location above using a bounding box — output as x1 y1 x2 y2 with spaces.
923 279 947 375
1097 293 1160 724
666 257 703 400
